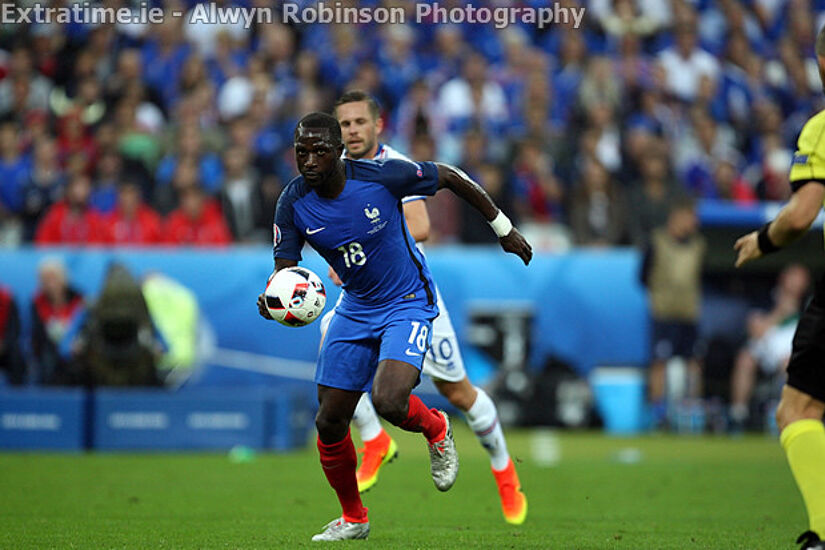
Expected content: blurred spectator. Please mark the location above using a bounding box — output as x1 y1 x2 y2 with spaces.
460 163 514 244
31 258 84 384
142 272 203 386
103 181 163 246
437 52 508 164
582 102 622 173
0 121 31 215
408 133 459 242
163 185 232 246
0 46 51 118
394 79 444 152
712 157 757 203
0 285 24 385
156 122 223 194
657 22 720 102
142 18 191 110
751 132 794 201
155 155 199 215
640 199 706 427
510 139 565 224
50 76 106 129
627 149 686 248
569 158 628 246
729 264 811 431
578 56 622 115
21 137 65 241
56 110 98 172
593 0 667 41
376 24 420 110
35 174 107 245
219 145 267 243
69 263 162 387
89 150 123 214
183 0 249 59
677 109 738 197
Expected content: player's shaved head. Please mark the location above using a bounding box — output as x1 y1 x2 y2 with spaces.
295 112 342 145
334 90 380 121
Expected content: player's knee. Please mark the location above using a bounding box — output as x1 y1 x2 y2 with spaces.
371 391 407 425
315 411 348 442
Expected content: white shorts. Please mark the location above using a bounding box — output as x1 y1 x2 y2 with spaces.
319 284 466 383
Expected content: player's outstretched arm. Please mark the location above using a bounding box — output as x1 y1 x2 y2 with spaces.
257 258 298 320
434 163 532 265
734 183 825 267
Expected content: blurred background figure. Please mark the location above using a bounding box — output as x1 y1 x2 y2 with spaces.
729 264 811 432
569 157 628 247
30 258 84 385
103 181 163 246
0 284 25 385
141 272 208 387
34 174 107 245
68 263 162 387
641 199 706 429
163 185 232 246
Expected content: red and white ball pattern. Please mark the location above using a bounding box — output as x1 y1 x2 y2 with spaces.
265 267 326 327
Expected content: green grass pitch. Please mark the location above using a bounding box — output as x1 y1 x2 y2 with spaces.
0 424 805 549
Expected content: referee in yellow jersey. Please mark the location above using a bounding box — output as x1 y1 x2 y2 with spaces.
734 24 825 550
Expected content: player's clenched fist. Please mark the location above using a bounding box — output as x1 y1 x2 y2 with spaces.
499 229 532 265
257 293 273 320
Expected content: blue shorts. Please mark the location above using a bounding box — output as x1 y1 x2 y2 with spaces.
316 310 434 392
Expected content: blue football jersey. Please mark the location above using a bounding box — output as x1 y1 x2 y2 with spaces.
273 158 440 316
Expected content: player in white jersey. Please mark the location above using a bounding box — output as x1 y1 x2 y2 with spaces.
319 91 527 525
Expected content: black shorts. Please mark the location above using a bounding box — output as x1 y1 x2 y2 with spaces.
651 319 699 361
787 273 825 403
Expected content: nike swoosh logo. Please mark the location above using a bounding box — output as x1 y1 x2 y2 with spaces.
306 227 325 235
405 349 421 357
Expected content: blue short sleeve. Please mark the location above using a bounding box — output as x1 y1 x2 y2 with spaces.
273 187 304 261
376 159 439 200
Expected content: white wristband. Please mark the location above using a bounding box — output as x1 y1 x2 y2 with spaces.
489 211 513 238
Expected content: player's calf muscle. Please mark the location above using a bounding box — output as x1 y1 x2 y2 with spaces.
434 378 477 411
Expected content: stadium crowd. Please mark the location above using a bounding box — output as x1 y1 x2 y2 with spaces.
0 0 823 248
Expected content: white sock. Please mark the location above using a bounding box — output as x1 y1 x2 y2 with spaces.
464 387 510 471
352 393 384 442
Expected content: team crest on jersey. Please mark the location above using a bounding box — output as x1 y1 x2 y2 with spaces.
273 224 281 246
364 205 381 223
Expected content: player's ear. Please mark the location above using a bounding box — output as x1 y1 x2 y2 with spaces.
375 116 384 136
336 143 345 157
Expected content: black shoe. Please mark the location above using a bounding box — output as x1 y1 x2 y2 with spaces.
797 531 824 549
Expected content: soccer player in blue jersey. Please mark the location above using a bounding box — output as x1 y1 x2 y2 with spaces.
257 112 531 541
327 90 527 526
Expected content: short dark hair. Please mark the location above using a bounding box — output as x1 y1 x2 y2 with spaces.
334 90 381 120
817 23 825 57
295 112 342 145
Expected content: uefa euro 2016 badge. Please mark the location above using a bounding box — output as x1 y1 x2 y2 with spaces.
273 224 281 246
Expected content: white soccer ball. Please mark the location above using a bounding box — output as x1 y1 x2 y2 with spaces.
264 267 326 327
